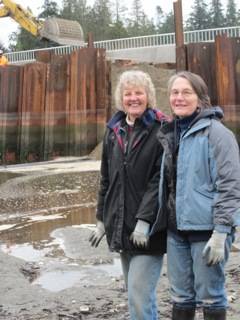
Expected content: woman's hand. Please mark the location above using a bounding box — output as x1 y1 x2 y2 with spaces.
89 220 105 247
202 230 227 266
130 219 150 248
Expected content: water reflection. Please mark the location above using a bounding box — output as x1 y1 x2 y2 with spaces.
0 205 123 292
33 258 122 292
91 258 122 278
1 242 51 261
0 206 96 245
33 270 85 292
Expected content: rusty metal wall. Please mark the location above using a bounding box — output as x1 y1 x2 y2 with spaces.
44 54 70 160
0 47 111 164
0 65 22 163
215 35 240 143
20 62 47 162
186 36 240 143
186 42 218 105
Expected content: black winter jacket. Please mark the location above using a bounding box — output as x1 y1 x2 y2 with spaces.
96 108 168 254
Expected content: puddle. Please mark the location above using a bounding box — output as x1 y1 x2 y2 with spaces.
1 242 51 261
33 270 85 292
0 206 96 245
33 258 122 292
90 258 122 278
0 206 122 292
0 163 121 293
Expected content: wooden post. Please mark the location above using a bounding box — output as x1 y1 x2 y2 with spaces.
87 32 94 48
173 0 187 71
215 35 236 106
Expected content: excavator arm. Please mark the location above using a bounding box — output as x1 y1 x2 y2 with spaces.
0 0 43 37
0 0 84 45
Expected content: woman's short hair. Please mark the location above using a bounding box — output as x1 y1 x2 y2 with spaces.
115 70 156 110
167 71 211 108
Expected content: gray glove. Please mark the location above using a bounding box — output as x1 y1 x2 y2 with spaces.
89 220 105 247
202 230 227 266
130 219 150 248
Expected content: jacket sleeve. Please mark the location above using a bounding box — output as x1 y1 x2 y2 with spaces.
96 130 110 222
135 144 163 224
209 121 240 233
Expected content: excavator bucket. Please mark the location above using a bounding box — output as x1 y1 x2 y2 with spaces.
40 17 85 46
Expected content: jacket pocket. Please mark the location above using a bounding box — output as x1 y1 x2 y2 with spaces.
188 187 214 226
194 187 214 199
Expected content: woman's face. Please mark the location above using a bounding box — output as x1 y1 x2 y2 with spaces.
169 77 199 118
122 86 148 121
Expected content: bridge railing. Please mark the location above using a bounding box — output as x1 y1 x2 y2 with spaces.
93 32 176 50
184 26 240 42
5 26 240 64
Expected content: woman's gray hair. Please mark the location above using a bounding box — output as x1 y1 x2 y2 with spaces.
115 70 156 110
167 71 211 108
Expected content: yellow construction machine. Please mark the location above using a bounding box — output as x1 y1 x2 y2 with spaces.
0 0 85 45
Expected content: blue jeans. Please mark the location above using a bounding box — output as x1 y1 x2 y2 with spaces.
167 230 233 310
120 252 164 320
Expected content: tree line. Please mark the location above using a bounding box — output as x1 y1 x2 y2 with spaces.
3 0 240 51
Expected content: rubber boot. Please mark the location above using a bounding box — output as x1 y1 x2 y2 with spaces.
172 305 195 320
203 308 226 320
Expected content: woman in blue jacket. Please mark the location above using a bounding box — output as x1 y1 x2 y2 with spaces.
157 71 240 320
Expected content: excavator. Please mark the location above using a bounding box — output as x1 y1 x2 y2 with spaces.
0 0 85 46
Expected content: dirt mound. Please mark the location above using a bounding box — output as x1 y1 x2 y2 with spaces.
89 142 103 160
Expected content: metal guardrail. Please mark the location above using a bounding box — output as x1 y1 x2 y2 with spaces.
5 44 85 64
5 26 240 64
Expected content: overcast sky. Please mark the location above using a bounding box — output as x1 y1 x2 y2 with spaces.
0 0 231 49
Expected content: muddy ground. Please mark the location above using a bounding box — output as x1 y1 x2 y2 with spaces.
0 158 239 320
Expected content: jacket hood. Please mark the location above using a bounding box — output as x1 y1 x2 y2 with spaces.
190 106 224 126
157 106 224 153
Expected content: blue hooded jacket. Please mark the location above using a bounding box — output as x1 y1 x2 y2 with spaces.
152 107 240 235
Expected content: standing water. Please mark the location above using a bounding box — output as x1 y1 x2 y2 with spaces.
0 158 122 292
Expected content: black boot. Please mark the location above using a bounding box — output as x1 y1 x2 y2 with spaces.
203 308 226 320
172 305 195 320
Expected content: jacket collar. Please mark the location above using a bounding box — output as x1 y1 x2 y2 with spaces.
182 117 211 139
159 106 223 140
107 108 168 130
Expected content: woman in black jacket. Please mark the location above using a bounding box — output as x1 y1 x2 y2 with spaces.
89 70 168 320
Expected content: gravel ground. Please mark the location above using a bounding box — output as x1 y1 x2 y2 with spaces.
0 157 239 320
